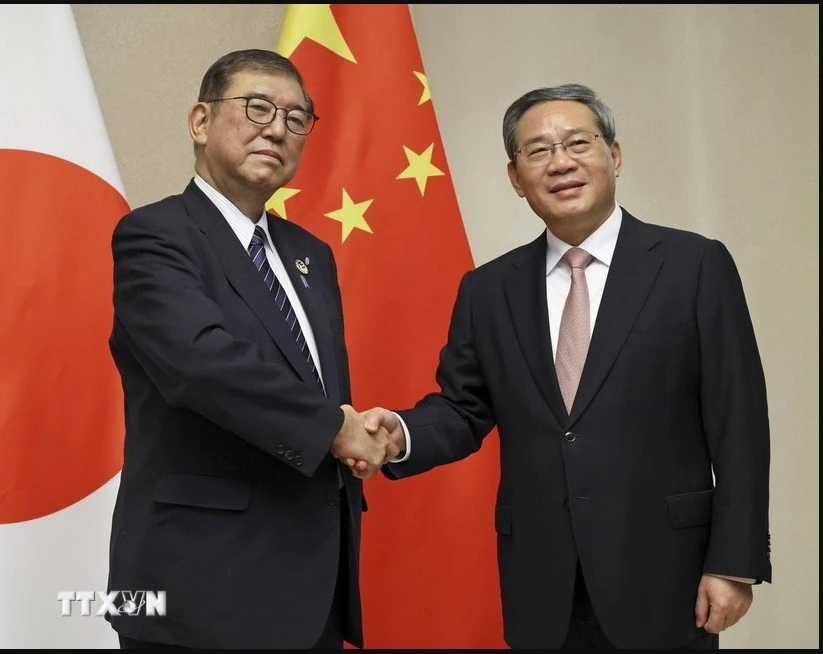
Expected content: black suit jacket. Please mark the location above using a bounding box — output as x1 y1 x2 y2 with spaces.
387 210 771 648
107 180 363 648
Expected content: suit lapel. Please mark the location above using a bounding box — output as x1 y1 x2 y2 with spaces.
268 214 340 400
183 182 317 388
571 212 662 420
502 232 567 421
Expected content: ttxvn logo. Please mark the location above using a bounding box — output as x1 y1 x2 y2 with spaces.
57 590 166 616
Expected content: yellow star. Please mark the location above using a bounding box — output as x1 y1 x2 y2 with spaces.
266 187 301 220
396 144 444 195
413 71 431 105
325 189 373 242
276 4 355 62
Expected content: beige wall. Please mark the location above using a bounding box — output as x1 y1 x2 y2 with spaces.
72 4 819 649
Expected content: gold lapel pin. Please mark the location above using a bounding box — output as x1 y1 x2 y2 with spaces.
295 258 310 288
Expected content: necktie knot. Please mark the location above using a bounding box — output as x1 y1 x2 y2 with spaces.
562 247 594 270
249 225 267 251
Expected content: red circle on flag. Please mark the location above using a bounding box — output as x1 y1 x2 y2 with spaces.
0 149 128 523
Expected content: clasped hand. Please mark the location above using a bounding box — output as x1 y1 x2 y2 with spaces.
331 405 399 480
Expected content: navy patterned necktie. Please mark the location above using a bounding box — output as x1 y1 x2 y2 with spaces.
248 225 323 390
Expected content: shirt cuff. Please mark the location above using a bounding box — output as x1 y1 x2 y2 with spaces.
706 573 757 584
388 412 411 463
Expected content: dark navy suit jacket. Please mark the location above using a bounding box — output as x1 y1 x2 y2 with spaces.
387 210 771 648
107 180 363 648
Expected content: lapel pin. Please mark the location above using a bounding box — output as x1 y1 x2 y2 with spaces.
295 258 310 288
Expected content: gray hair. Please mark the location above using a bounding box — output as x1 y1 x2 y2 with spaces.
198 48 314 115
502 83 616 162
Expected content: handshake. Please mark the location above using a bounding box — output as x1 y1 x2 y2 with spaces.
330 404 404 480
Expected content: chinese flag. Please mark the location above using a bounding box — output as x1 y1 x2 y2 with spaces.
0 5 126 648
275 4 504 649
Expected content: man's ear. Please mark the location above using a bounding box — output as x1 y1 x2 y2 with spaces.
507 160 526 198
189 102 210 147
611 140 622 177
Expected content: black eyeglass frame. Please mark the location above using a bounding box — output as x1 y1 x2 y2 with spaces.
205 96 318 135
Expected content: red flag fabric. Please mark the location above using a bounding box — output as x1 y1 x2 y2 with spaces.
0 4 127 647
276 5 504 649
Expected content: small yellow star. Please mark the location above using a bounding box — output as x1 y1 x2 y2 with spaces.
266 187 301 220
396 143 444 195
413 71 431 105
325 189 373 242
277 4 355 62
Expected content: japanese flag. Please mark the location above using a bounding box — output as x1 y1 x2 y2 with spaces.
0 4 127 648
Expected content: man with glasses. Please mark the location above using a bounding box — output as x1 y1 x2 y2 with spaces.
358 83 772 649
106 49 397 649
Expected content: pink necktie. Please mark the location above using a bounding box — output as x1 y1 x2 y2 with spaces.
556 247 594 413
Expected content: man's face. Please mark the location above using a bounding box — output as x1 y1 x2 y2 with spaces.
192 69 309 209
507 100 621 242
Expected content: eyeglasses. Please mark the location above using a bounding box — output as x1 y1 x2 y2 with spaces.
515 131 600 166
206 96 318 135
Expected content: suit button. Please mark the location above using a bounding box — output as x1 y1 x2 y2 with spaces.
294 455 303 466
276 444 285 455
284 449 295 460
563 431 576 443
326 493 339 507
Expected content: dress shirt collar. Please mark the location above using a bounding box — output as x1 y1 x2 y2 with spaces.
193 174 271 248
545 205 623 274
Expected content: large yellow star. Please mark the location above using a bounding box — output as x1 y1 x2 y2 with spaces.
396 144 444 195
276 5 355 62
266 187 301 219
325 189 373 242
413 71 431 105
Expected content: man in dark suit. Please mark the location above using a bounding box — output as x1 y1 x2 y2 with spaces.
358 84 771 649
106 49 396 649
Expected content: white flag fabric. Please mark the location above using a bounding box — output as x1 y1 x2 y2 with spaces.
0 5 127 648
